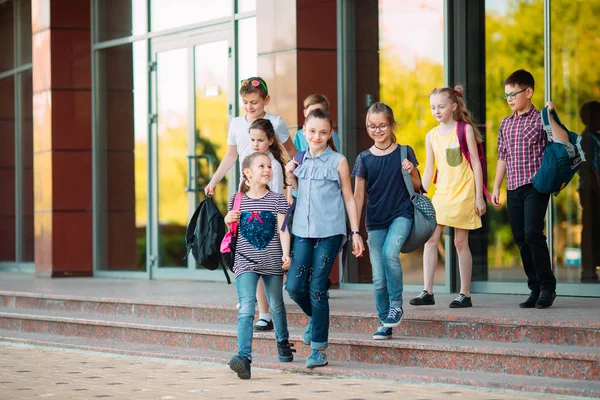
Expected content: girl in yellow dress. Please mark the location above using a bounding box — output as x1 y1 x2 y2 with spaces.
409 86 486 308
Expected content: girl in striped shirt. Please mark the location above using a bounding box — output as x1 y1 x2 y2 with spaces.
226 152 295 379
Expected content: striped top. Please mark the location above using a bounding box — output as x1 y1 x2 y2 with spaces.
227 191 289 277
498 106 547 190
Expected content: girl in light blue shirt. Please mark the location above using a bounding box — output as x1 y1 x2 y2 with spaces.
285 108 364 369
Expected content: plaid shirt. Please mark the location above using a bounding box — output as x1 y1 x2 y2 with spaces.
498 105 547 190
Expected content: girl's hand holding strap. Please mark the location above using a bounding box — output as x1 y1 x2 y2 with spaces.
224 210 240 226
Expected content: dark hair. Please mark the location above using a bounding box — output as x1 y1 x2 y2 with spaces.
239 152 271 193
304 94 330 110
248 118 289 188
240 76 269 99
304 108 338 152
580 100 600 132
366 102 397 143
504 69 535 91
429 86 484 143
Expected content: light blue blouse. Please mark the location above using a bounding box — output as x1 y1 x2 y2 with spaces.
292 146 347 238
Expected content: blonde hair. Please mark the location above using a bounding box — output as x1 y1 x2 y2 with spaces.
304 94 330 110
429 85 483 143
365 102 397 143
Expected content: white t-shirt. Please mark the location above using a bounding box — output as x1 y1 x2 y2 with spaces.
227 112 290 164
268 152 284 194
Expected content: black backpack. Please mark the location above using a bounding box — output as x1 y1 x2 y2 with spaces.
185 197 231 284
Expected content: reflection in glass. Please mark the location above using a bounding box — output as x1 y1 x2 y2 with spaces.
379 0 445 285
550 0 600 284
485 0 544 283
237 0 256 13
17 0 31 65
195 41 230 218
0 77 16 261
96 42 148 271
151 0 232 32
0 1 14 72
20 71 33 261
157 48 188 268
96 0 147 42
237 17 257 115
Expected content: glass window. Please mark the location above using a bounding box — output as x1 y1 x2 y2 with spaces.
0 0 15 72
17 0 31 65
0 77 16 261
484 0 544 284
237 0 256 14
20 70 33 262
379 0 445 285
95 0 147 43
150 0 233 32
550 1 600 284
95 41 148 271
237 17 256 114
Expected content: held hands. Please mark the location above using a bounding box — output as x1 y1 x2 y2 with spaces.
491 188 502 207
475 197 487 217
351 234 364 257
224 210 240 225
402 159 415 174
281 255 291 271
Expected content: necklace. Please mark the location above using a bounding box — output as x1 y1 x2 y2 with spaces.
373 142 393 152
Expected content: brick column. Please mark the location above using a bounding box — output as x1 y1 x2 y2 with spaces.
32 0 92 277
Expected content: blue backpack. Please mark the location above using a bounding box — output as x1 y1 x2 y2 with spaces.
532 107 586 195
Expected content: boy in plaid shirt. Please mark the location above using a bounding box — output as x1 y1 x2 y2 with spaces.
491 69 568 309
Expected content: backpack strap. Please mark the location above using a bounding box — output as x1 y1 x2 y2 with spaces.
457 121 492 202
400 146 417 197
281 151 306 232
541 107 586 162
184 201 203 258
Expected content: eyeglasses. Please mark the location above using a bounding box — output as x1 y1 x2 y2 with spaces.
502 88 527 100
241 78 268 94
367 124 390 133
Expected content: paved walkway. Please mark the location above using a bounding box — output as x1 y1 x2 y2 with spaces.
0 345 578 400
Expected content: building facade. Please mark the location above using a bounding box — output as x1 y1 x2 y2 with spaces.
0 0 598 296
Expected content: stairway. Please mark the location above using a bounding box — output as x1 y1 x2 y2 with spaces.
0 291 598 397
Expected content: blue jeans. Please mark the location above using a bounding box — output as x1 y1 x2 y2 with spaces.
236 272 289 361
285 235 343 350
367 216 412 323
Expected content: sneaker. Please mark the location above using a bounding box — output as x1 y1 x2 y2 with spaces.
302 319 312 345
449 293 472 308
383 307 403 328
305 350 328 369
253 318 274 332
519 292 540 308
409 290 435 306
229 355 251 379
277 339 296 362
535 290 556 309
372 325 393 340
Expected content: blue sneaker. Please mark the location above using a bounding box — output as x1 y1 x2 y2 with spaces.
372 325 393 340
305 350 328 369
302 319 312 345
383 307 403 328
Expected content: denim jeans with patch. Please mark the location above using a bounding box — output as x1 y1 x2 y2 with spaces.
367 216 412 323
285 235 343 350
236 272 288 361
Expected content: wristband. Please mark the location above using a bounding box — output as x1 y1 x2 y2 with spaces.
350 231 360 236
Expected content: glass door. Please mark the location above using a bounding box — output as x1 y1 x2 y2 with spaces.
150 29 232 280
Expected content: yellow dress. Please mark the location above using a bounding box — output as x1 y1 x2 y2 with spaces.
430 126 481 230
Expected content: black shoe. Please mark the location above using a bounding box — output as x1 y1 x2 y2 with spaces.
277 339 296 362
229 355 251 379
253 318 274 331
449 293 472 308
519 292 540 308
409 290 435 306
535 291 556 309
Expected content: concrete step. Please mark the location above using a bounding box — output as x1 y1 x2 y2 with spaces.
2 292 597 347
0 330 598 398
0 307 597 382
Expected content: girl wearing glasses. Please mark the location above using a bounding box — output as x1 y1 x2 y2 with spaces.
352 102 421 340
409 85 486 309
